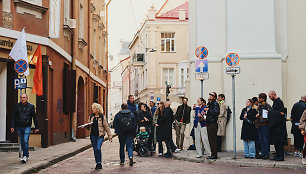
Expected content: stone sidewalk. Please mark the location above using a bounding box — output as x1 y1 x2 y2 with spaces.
0 129 115 174
172 149 306 170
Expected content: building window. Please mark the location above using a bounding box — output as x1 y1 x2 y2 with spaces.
161 33 175 52
163 68 174 86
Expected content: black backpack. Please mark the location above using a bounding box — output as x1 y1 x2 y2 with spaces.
120 113 134 135
227 106 232 123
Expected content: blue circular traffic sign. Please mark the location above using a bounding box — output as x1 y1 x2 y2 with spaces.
195 46 208 59
14 59 28 74
226 53 240 67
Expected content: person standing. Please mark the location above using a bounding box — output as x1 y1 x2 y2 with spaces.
194 98 211 158
11 94 39 163
290 95 306 157
255 93 271 160
205 92 220 159
113 103 136 166
299 110 306 165
268 91 287 161
149 101 157 115
87 103 112 170
240 99 257 158
217 94 228 152
174 97 191 150
252 96 261 158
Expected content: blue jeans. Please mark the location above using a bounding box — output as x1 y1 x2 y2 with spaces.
119 136 133 163
90 135 104 164
17 127 31 157
257 126 270 156
243 140 255 158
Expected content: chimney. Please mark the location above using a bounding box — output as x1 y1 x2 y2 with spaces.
147 4 156 21
179 9 186 21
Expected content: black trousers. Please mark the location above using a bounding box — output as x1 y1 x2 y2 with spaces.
217 136 222 152
274 141 284 159
293 132 304 151
207 123 218 157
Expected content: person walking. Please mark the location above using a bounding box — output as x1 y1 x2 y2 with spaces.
255 93 271 160
174 97 191 150
127 95 137 116
194 98 211 158
11 93 39 163
217 94 228 152
299 110 306 165
113 103 137 166
240 99 257 159
205 92 220 159
268 90 287 161
87 103 112 170
290 95 306 157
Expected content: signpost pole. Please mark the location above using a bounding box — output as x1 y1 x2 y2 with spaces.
200 80 203 98
232 74 236 159
18 74 23 158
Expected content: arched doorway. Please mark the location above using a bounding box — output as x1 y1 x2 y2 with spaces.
77 77 85 138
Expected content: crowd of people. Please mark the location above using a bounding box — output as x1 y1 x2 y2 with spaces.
8 91 306 170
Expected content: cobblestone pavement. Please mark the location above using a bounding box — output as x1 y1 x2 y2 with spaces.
38 137 304 174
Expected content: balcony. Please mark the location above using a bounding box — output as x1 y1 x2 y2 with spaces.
131 53 145 67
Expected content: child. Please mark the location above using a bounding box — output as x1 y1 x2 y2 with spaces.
137 127 149 140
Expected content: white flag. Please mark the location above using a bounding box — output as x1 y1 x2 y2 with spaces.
9 28 29 76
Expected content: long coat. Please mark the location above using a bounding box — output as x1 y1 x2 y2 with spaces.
290 100 306 135
217 102 228 136
157 107 174 139
269 98 287 145
137 110 152 132
240 107 257 141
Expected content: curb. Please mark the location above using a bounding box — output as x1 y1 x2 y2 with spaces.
172 154 306 170
7 134 117 174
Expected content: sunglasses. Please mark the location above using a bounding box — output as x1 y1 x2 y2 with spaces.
209 93 216 97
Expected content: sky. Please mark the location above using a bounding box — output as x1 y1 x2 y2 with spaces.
108 0 165 57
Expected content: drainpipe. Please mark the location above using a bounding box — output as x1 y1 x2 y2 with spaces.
105 0 112 118
87 0 91 120
71 0 77 142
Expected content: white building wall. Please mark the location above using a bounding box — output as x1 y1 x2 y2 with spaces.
189 0 284 151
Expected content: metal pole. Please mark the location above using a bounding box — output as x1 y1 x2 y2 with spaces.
18 75 22 158
201 80 203 98
232 74 236 159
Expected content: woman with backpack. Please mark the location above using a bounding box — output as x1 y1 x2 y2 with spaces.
240 99 257 159
87 103 112 170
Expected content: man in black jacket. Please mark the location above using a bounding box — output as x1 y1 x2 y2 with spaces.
11 94 39 163
205 92 220 159
290 95 306 157
174 97 191 150
268 90 287 161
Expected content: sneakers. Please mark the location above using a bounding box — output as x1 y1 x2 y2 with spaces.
21 156 28 163
129 157 133 166
302 158 306 165
95 163 102 170
159 153 163 156
294 152 300 157
196 155 202 158
174 148 181 153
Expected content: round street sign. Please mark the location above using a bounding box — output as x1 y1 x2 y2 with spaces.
14 59 28 74
195 46 208 59
226 53 240 67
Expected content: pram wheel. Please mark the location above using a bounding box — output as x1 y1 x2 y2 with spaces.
138 147 149 157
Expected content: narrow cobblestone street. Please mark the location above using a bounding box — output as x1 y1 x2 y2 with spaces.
38 137 304 174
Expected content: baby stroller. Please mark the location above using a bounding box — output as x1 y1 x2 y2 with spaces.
134 127 153 157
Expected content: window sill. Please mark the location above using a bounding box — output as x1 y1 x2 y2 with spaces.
14 0 48 13
161 51 176 53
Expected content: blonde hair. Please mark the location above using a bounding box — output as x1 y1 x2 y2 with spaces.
139 127 146 131
92 103 104 115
